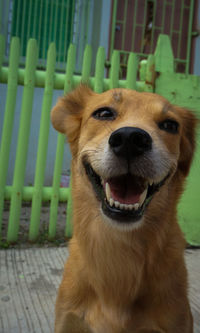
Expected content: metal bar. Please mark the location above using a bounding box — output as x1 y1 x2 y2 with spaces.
29 43 56 242
0 63 146 90
4 186 69 202
32 0 38 38
126 52 138 89
70 0 76 42
48 44 76 240
53 0 59 43
121 0 128 50
169 0 175 41
21 0 27 55
141 0 148 53
84 0 91 45
0 37 20 236
161 0 166 34
63 0 70 67
42 0 49 61
27 0 33 40
63 0 75 66
37 0 44 54
131 0 138 51
132 23 146 28
64 43 77 239
185 0 195 74
48 0 54 44
150 0 157 53
110 0 118 57
174 59 187 63
7 39 38 243
177 0 184 60
171 29 181 34
58 0 65 65
15 0 21 37
78 0 89 61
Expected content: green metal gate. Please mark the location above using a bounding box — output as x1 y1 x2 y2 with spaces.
110 0 195 74
11 0 75 69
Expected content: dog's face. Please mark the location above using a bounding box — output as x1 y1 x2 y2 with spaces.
51 85 197 230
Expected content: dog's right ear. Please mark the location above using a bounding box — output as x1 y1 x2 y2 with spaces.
51 85 93 153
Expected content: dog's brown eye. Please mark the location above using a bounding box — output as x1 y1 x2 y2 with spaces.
159 119 179 134
92 107 117 120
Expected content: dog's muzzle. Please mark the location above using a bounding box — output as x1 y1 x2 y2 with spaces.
83 127 170 225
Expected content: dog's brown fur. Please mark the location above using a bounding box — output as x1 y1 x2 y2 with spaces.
51 86 197 333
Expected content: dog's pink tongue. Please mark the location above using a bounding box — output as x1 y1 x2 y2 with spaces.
107 175 144 204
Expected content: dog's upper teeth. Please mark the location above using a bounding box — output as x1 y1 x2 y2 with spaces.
105 182 111 201
149 180 153 186
139 188 148 206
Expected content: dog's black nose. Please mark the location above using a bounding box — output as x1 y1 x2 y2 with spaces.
109 127 152 159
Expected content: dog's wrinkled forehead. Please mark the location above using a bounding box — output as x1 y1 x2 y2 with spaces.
90 89 168 112
112 90 123 103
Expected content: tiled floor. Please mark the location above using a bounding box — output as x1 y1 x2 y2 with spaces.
0 248 199 333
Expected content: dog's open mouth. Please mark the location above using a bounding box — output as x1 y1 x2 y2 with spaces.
84 162 170 223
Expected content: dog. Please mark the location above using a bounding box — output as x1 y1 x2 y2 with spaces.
51 85 197 333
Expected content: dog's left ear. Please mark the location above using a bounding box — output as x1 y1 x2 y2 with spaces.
51 84 94 154
176 106 198 176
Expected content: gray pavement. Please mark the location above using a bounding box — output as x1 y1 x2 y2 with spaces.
0 248 199 333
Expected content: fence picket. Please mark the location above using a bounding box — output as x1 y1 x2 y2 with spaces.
48 44 76 240
0 37 20 236
144 54 155 92
7 39 38 242
154 34 174 73
126 52 138 90
29 43 56 241
81 44 92 83
109 50 120 89
94 47 105 93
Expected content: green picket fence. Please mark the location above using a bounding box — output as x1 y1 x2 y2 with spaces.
0 34 151 244
0 34 200 245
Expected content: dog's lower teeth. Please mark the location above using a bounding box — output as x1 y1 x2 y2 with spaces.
114 201 120 208
107 199 140 211
134 203 139 210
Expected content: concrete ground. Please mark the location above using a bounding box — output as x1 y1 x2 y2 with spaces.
0 247 200 333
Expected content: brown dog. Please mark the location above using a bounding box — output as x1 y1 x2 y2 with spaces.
51 85 197 333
